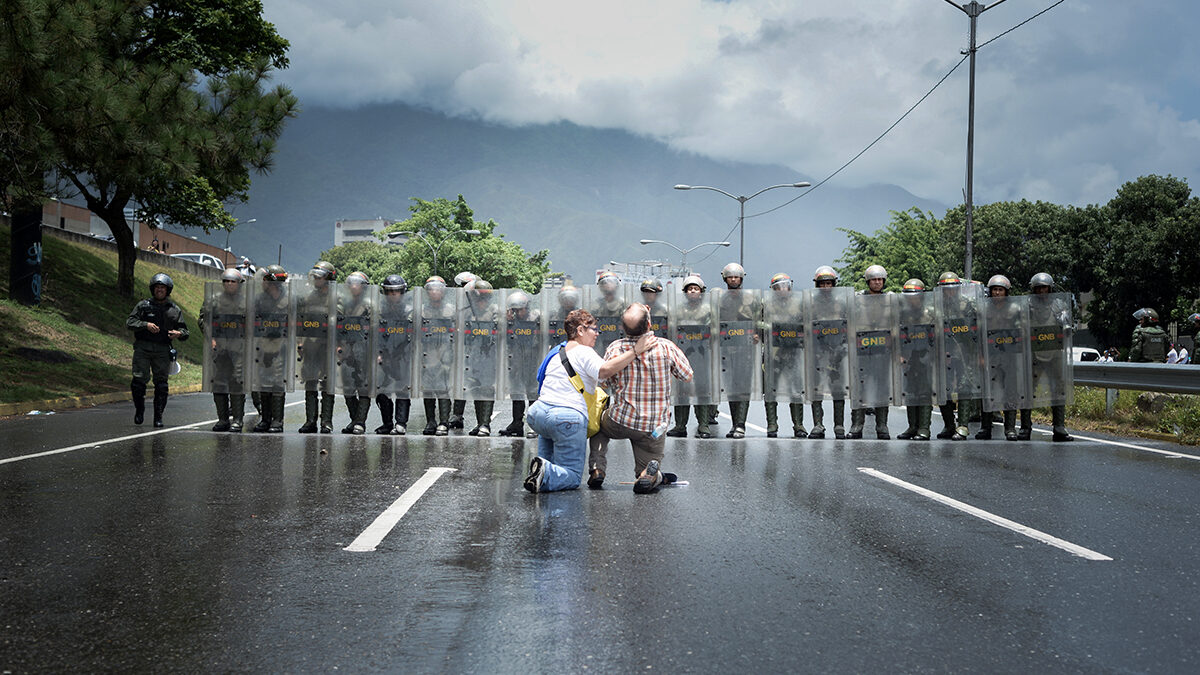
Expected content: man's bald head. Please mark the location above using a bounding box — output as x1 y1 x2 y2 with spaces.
622 303 650 337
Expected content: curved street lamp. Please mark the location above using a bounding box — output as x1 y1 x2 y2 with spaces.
674 181 810 267
640 239 731 275
387 229 481 279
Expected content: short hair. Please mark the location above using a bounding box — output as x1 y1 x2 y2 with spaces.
622 303 650 337
564 309 595 340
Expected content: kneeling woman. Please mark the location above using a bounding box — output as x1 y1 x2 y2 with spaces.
524 308 646 492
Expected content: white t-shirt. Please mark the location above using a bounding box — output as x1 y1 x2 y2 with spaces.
538 344 604 417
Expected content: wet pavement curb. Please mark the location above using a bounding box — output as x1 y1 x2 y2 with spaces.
0 384 203 417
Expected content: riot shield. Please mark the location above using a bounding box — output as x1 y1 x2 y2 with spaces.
373 286 415 398
804 286 852 401
415 286 459 399
545 285 583 345
248 276 292 394
669 285 718 405
849 292 899 408
715 288 763 401
897 291 939 407
334 281 374 397
981 295 1032 412
763 287 807 403
202 281 250 394
290 276 336 393
457 286 502 401
1028 292 1074 407
935 284 984 404
644 292 670 338
585 282 630 357
503 290 545 402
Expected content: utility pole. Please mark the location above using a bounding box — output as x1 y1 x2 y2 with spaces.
944 0 1006 282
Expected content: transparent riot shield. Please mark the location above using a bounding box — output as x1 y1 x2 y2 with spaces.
1028 292 1074 407
202 281 250 394
897 291 939 406
715 288 763 401
290 276 336 393
458 286 502 401
669 285 718 405
546 285 583 345
849 292 898 408
415 286 459 399
373 285 415 398
935 284 984 404
248 275 292 394
643 290 671 337
804 286 852 401
333 281 374 397
981 294 1032 412
763 287 807 404
503 289 545 402
585 282 630 357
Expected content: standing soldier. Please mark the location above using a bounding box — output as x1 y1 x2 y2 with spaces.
1129 308 1168 362
1020 272 1074 442
447 271 478 429
666 275 715 438
848 264 894 439
897 279 936 440
201 268 249 431
374 275 414 435
420 276 456 435
717 262 762 439
499 289 542 438
589 271 626 356
807 266 848 439
978 275 1026 440
251 265 290 433
336 271 374 434
935 272 977 440
461 280 500 436
296 261 337 434
127 273 189 427
640 279 670 336
763 273 807 438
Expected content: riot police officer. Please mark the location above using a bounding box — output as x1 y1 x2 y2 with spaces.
935 272 973 441
978 275 1021 441
548 283 581 343
462 280 500 436
374 274 413 435
251 265 290 432
590 271 626 356
447 271 479 429
718 262 762 439
763 273 807 438
499 289 542 438
420 276 455 435
127 273 189 427
336 271 373 434
201 268 249 431
848 264 892 439
666 275 715 438
809 265 847 439
640 279 670 335
1130 308 1168 362
297 260 337 434
1020 272 1074 442
897 278 935 440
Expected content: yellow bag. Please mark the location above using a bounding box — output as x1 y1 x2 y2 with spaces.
559 348 609 437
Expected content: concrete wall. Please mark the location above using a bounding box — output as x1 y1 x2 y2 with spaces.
41 227 224 280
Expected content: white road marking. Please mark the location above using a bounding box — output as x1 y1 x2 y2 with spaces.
344 467 457 552
717 411 768 433
1030 427 1200 461
0 401 305 466
858 467 1113 561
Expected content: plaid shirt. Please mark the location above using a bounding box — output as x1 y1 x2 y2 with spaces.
602 336 693 432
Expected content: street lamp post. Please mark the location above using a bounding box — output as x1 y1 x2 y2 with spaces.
674 182 811 267
640 239 731 276
387 229 481 279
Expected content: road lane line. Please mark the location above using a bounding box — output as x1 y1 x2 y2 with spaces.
344 467 457 552
1030 427 1199 461
717 412 768 433
858 467 1113 561
0 401 305 466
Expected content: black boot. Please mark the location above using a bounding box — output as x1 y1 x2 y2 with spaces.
765 401 779 437
1018 409 1033 440
299 391 319 433
975 411 993 440
448 399 466 429
423 399 438 435
375 394 395 434
667 404 688 437
132 380 146 425
394 399 410 435
267 393 285 433
152 383 169 428
897 406 920 439
469 400 493 436
809 401 825 438
499 401 525 436
937 403 957 439
1051 405 1073 442
1003 410 1019 441
230 394 245 432
790 403 808 438
874 406 890 440
832 399 846 439
320 393 335 433
253 393 273 432
212 394 232 432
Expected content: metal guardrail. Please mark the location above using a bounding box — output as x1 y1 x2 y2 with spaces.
1073 362 1200 395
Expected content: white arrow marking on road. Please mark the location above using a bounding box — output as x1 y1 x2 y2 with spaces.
858 467 1113 561
344 467 457 552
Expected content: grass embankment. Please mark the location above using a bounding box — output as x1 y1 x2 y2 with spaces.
0 224 205 405
1035 386 1200 445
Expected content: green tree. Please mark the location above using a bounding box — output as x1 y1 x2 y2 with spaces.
380 195 550 293
318 241 406 284
836 208 943 291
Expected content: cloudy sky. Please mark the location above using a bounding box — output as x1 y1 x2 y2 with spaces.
262 0 1200 208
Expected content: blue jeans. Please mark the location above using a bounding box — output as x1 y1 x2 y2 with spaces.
525 400 587 492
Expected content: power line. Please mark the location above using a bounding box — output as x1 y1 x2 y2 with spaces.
978 0 1066 50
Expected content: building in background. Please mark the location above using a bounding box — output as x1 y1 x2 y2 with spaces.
334 218 390 247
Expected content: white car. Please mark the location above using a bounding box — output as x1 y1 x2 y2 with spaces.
1072 346 1101 362
170 252 225 270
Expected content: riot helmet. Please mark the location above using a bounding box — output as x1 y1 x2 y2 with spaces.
864 265 887 281
346 271 369 286
1030 272 1055 290
640 279 663 294
597 272 620 292
454 271 477 287
986 275 1012 293
1133 308 1160 323
1189 313 1200 325
472 279 494 294
221 268 244 283
813 266 838 287
769 273 793 291
721 263 746 280
262 265 288 282
902 278 926 293
381 274 408 292
559 284 581 307
937 272 961 286
682 274 706 293
310 260 337 281
149 273 174 296
507 290 531 310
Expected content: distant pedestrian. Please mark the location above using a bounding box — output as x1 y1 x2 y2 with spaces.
1177 344 1190 364
1167 344 1179 364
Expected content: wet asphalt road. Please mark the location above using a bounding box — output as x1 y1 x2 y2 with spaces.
2 394 1200 672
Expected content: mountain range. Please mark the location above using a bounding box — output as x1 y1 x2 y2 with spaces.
190 102 948 286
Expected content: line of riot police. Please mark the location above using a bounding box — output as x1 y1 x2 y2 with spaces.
200 261 1075 441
